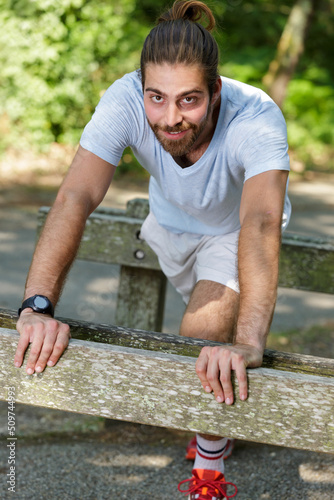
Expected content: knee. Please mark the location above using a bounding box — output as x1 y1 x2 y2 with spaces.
179 281 239 342
179 313 234 343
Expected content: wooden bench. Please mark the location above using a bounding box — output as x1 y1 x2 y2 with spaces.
0 198 333 454
39 198 334 331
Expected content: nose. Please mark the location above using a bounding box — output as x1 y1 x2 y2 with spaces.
165 103 183 128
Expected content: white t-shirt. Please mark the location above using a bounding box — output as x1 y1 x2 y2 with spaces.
80 70 291 235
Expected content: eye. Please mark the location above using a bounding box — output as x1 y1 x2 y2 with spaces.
182 96 197 105
151 95 163 103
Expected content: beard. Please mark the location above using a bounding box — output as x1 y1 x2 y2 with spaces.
147 112 210 157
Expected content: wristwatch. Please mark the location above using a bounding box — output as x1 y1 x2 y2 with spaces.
18 295 54 318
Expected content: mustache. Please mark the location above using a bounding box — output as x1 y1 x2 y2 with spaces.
152 123 195 133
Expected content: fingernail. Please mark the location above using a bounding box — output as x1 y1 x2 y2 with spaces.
47 360 54 367
27 368 34 375
216 396 223 403
226 398 232 405
35 366 42 372
241 394 247 401
205 386 212 393
14 362 20 367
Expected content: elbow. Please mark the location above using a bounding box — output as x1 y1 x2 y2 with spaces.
241 210 283 237
54 188 92 219
261 210 284 233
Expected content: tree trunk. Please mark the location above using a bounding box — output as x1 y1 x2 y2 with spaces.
263 0 316 108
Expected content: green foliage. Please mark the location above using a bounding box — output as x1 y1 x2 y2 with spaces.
215 0 334 172
219 47 273 87
0 0 148 151
285 77 334 142
0 0 333 172
222 54 334 171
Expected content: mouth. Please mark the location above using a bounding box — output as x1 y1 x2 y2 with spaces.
162 129 189 140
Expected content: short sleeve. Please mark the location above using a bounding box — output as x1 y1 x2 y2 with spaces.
80 73 144 166
234 103 290 182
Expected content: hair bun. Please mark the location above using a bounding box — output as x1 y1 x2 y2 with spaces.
158 0 215 32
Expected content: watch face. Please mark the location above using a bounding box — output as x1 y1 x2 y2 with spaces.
34 296 48 309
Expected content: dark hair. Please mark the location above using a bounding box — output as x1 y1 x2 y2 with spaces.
140 1 219 98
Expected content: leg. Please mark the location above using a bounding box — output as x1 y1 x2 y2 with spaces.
180 279 239 343
141 216 239 491
180 280 239 444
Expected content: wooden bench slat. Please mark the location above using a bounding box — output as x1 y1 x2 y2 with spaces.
2 310 333 379
37 206 334 294
1 327 333 454
37 207 160 270
280 233 334 294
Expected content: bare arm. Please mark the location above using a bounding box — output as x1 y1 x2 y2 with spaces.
15 146 116 373
195 170 289 404
236 169 288 349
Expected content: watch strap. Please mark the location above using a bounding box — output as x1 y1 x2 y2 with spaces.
18 295 54 318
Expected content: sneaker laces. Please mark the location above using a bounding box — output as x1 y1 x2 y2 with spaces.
178 475 238 499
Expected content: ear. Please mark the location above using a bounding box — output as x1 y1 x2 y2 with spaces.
211 76 222 105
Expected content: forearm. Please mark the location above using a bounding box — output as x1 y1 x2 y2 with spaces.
15 147 116 375
235 219 282 353
24 191 91 306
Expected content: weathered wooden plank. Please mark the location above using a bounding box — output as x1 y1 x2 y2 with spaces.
115 266 167 331
37 207 159 270
126 197 150 219
280 233 334 293
1 327 333 453
37 205 334 293
2 309 333 379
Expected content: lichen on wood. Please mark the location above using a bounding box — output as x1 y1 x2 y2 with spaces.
1 309 334 377
1 327 333 454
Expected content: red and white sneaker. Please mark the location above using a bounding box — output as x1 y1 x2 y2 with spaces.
178 468 238 499
185 437 235 461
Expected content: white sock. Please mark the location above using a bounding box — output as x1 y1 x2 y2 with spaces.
193 434 228 474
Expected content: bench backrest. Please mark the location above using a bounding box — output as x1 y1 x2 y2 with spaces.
38 198 334 331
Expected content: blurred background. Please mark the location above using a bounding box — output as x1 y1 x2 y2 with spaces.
0 0 333 182
0 0 333 354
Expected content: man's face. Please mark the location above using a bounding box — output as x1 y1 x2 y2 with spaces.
143 63 214 157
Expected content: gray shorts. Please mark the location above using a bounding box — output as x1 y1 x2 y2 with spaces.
140 212 240 304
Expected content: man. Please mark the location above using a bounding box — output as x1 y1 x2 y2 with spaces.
15 1 290 498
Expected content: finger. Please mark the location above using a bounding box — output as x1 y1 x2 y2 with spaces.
206 347 227 403
233 355 248 401
25 332 44 374
195 347 213 393
218 351 234 405
34 319 62 372
46 326 70 367
35 339 57 373
14 334 31 367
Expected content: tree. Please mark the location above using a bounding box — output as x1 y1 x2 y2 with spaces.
263 0 317 107
0 0 148 150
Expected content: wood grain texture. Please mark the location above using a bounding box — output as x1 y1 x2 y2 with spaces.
280 233 334 293
1 327 333 453
115 266 166 331
37 203 334 293
2 309 334 378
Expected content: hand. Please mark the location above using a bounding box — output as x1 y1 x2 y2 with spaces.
195 344 263 405
15 310 70 374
